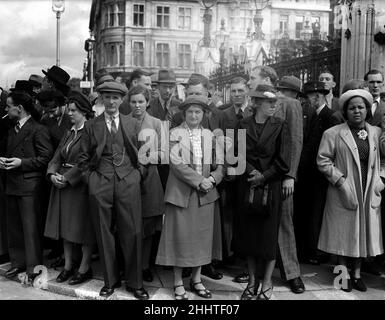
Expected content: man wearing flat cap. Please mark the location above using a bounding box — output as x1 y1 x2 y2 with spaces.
78 81 149 300
295 81 339 265
42 65 71 97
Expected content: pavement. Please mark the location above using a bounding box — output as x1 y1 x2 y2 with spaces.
1 257 385 300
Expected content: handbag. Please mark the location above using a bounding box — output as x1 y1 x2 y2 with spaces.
244 184 270 217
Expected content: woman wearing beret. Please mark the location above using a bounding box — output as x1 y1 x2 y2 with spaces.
156 95 223 300
44 91 95 285
317 89 384 292
127 85 165 283
232 85 290 300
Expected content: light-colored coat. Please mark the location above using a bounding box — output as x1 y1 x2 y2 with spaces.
317 122 384 257
164 123 224 208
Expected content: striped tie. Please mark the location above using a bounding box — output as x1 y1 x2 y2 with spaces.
110 116 118 136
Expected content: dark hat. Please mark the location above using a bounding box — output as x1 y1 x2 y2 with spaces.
36 89 66 107
303 81 329 95
10 80 34 96
42 65 70 86
249 84 277 101
97 81 128 95
178 96 210 112
155 69 177 84
96 74 115 86
28 74 43 87
276 76 302 93
68 90 93 116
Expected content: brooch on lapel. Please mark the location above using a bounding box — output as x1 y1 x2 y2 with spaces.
357 129 368 141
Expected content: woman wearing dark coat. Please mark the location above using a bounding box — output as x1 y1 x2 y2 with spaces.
44 91 95 285
232 85 290 300
127 85 165 283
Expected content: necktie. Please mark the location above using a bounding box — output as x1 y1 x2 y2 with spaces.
110 116 118 136
371 101 378 118
14 122 21 134
237 109 244 120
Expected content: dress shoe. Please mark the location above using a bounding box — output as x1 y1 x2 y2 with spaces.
142 269 153 282
190 281 212 299
126 286 150 300
56 268 75 283
201 264 223 280
233 272 249 283
288 277 305 294
5 267 25 278
351 276 367 292
99 282 121 298
182 267 192 278
68 269 93 285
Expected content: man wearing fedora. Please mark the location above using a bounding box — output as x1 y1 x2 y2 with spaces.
42 65 71 97
295 81 338 265
247 66 305 294
78 81 149 300
29 75 43 96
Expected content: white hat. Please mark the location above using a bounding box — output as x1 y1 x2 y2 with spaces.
339 89 373 111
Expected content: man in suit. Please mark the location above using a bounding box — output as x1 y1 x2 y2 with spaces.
119 68 154 115
0 91 53 281
247 66 305 294
295 81 338 265
78 81 149 300
365 69 385 128
41 65 71 97
221 77 253 278
319 71 339 112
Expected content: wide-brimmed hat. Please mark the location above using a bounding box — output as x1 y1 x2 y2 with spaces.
35 89 66 107
339 89 373 111
97 81 128 95
28 74 44 88
276 76 302 93
249 84 277 101
303 81 329 95
42 65 70 86
178 96 210 112
68 90 93 116
10 80 34 96
155 69 176 84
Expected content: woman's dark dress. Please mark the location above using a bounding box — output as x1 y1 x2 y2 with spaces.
350 127 370 191
233 116 290 260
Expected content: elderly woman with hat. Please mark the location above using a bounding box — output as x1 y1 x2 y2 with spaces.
232 84 290 300
156 95 224 300
317 89 384 292
44 90 95 285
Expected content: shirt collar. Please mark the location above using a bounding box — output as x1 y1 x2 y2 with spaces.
234 101 248 113
71 123 85 132
105 112 119 121
316 104 326 115
18 115 31 128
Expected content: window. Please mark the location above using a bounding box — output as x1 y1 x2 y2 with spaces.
279 15 289 35
178 44 191 69
133 42 144 66
156 43 170 67
178 7 191 30
119 44 125 66
105 2 125 28
157 6 170 28
133 4 144 27
105 43 123 66
295 16 304 39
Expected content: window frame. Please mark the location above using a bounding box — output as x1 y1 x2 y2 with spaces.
156 6 170 28
178 44 192 69
178 7 192 30
156 43 170 68
133 41 145 67
133 3 145 27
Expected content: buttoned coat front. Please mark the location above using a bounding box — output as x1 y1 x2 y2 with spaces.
317 123 385 257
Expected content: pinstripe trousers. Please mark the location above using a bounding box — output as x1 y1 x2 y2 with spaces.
277 195 301 281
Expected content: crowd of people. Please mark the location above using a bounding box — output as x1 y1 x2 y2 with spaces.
0 64 385 300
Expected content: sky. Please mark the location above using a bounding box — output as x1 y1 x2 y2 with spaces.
0 0 91 89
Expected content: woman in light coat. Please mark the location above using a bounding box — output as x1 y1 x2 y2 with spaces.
317 89 384 292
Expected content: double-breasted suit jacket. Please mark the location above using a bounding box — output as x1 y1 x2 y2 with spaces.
3 117 53 273
317 123 385 257
44 126 95 244
78 113 145 288
367 100 385 128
